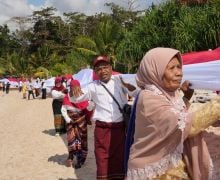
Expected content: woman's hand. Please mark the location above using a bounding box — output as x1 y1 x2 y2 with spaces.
180 80 194 101
62 88 68 94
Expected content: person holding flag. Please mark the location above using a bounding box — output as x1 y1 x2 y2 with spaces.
61 79 95 169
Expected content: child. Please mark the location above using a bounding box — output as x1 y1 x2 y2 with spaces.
61 79 95 168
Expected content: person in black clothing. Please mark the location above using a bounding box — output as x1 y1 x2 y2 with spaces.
2 82 5 92
41 80 47 99
6 82 10 94
27 79 35 100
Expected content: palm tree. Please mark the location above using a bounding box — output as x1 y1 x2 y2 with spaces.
73 16 123 69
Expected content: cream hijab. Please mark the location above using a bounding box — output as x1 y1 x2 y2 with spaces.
127 47 212 180
136 47 182 98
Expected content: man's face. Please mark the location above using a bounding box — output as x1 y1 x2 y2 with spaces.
94 61 112 83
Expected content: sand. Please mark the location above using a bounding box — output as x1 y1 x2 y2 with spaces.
0 90 95 180
0 90 220 179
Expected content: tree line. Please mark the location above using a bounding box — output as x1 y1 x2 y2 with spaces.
0 0 219 78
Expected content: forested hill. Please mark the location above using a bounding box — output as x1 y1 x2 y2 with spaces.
0 0 219 78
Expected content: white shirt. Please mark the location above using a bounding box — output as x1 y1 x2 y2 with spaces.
27 81 34 91
42 82 47 89
61 105 79 123
19 81 23 87
61 93 95 123
51 89 65 99
83 75 138 123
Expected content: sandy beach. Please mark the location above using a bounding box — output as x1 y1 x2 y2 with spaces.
0 90 96 180
0 90 220 179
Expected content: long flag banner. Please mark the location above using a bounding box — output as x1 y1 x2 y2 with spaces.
19 47 220 91
182 47 220 91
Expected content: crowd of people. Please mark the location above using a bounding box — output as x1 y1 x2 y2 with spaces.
1 47 220 180
49 50 220 180
0 78 49 100
0 82 11 94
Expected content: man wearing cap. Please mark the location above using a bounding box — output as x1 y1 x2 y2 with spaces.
81 55 138 179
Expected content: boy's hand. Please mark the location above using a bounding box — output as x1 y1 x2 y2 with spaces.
120 76 136 91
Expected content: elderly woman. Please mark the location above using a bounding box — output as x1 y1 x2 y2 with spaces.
126 47 220 179
61 79 95 169
51 77 67 135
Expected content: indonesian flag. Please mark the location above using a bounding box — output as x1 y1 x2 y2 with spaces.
120 47 220 91
46 47 220 91
182 47 220 90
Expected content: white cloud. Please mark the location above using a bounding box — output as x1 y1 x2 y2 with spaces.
0 0 42 31
44 0 109 15
0 0 32 24
44 0 153 15
0 0 158 31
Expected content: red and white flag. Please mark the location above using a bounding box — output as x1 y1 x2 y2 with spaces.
182 47 220 90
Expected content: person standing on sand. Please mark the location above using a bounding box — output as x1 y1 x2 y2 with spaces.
22 80 27 99
61 79 95 169
5 82 10 94
18 80 23 92
78 55 139 180
51 77 67 136
41 79 47 99
2 82 5 93
125 47 220 180
27 79 35 100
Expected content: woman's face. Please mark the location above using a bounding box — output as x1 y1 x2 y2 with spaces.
162 56 183 91
55 82 61 87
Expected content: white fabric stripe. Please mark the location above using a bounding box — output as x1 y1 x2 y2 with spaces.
41 59 220 91
182 59 220 90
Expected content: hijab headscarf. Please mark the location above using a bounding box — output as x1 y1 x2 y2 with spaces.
136 47 181 98
63 79 88 110
127 48 212 180
52 77 65 91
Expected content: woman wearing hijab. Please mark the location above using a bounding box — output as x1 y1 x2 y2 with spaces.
61 79 95 169
125 47 220 179
51 77 67 135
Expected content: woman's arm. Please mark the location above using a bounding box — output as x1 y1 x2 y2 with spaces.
61 106 72 123
51 90 65 99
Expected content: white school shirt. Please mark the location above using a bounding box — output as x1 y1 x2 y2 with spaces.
27 82 33 91
83 75 138 123
61 93 90 123
51 89 65 100
42 81 47 89
19 81 23 87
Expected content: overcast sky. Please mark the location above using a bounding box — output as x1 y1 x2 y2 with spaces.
0 0 161 29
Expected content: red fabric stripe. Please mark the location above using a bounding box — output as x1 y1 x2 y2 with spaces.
182 47 220 65
62 94 88 110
